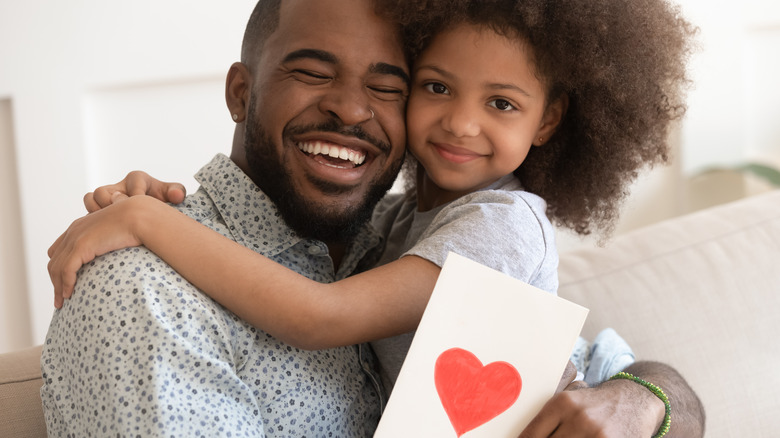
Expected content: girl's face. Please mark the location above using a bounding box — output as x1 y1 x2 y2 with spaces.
407 23 564 204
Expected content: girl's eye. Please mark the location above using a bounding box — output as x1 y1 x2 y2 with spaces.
424 82 449 95
489 98 516 111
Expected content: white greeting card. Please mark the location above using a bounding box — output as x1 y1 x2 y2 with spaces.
374 252 589 437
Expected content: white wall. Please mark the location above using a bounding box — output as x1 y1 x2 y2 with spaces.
0 98 32 352
680 0 780 173
558 0 780 251
0 0 779 353
0 0 256 353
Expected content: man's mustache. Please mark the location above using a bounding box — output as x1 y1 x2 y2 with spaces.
284 119 391 155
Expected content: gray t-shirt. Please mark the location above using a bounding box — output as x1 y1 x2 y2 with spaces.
370 174 558 393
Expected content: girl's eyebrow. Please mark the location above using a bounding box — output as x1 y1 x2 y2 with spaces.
487 83 533 98
415 64 452 79
416 65 533 97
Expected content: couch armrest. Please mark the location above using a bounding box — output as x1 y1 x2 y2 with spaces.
0 345 46 437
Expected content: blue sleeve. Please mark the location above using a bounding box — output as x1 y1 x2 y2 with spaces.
570 328 636 386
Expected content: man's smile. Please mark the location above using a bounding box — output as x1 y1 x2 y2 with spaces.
297 141 366 168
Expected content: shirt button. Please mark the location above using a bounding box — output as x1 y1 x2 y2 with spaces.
308 245 323 255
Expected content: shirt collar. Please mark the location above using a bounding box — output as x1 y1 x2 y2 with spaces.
194 153 302 257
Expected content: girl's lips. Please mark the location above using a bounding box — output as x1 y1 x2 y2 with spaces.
432 142 482 164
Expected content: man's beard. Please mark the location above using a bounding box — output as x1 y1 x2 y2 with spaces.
243 101 402 244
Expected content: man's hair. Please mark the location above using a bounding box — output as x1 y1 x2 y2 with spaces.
240 0 282 65
390 0 698 237
240 1 405 66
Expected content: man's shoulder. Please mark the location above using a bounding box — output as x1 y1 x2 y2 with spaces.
74 188 227 292
174 188 222 226
75 246 191 294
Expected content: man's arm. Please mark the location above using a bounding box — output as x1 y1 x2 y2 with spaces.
520 361 705 437
621 361 705 437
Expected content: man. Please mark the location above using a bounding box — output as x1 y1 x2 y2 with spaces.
42 0 704 436
42 1 405 436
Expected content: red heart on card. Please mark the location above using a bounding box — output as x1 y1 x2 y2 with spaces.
434 347 522 437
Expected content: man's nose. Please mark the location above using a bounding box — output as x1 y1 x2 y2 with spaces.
441 100 480 138
317 80 374 126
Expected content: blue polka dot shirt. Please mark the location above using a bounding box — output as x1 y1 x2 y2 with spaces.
41 154 384 437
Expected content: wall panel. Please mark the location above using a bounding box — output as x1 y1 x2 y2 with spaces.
0 98 32 352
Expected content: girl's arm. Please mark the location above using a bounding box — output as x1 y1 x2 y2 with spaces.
49 195 439 349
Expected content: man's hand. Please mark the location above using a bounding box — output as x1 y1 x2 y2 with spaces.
555 361 580 393
519 378 664 438
84 170 186 212
519 361 705 438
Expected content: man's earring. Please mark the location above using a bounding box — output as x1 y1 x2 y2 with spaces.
232 113 239 121
538 137 544 143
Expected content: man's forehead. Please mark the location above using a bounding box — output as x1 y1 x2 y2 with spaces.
277 0 386 30
270 0 407 71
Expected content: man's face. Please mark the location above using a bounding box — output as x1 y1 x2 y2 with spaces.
242 0 409 243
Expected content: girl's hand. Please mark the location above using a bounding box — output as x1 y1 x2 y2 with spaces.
84 170 186 212
48 196 160 308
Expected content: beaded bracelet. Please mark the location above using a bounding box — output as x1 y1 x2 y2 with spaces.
609 371 671 438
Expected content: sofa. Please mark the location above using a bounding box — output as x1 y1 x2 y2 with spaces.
2 189 779 437
558 189 780 436
0 344 45 437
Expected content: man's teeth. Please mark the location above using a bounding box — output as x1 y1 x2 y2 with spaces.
297 141 366 165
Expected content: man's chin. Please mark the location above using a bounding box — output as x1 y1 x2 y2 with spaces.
301 172 363 197
281 170 395 243
280 197 372 244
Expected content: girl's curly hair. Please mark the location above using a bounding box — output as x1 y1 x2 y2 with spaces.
381 0 697 237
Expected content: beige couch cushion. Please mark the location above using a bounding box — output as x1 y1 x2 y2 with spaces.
0 344 46 437
558 190 780 437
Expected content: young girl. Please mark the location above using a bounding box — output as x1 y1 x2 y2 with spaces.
50 0 694 405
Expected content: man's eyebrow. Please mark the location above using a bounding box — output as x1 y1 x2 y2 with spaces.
282 49 337 64
283 50 409 85
370 62 410 85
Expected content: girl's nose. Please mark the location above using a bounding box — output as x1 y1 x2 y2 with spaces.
441 101 480 138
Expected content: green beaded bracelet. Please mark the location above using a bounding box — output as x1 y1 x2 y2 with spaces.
609 371 671 438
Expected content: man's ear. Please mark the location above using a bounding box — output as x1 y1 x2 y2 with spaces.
226 62 251 123
534 93 569 146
